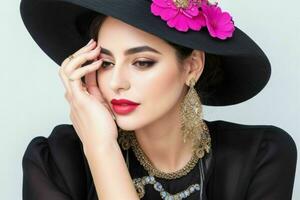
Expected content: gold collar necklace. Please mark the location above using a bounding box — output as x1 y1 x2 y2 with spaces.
130 132 200 180
118 126 211 180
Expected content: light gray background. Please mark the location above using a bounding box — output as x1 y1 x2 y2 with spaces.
0 0 299 199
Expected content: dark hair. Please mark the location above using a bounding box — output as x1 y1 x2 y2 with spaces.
88 15 224 102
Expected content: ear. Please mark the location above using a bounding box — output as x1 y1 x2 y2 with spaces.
183 50 205 86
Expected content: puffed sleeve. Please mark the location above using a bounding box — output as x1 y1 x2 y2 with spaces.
22 136 72 200
246 126 297 200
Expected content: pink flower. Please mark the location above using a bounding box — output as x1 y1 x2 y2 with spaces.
150 0 206 32
201 2 235 39
150 0 235 40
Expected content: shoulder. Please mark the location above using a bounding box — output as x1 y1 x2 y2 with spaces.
205 120 297 199
22 124 86 195
207 119 297 150
206 119 297 166
23 124 82 164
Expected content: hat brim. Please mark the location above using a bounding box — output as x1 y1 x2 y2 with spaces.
20 0 271 106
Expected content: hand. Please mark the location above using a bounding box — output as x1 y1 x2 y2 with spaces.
58 39 118 150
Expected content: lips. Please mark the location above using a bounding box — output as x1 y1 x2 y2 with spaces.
111 99 139 105
111 99 140 115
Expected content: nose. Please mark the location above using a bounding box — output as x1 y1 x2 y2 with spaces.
109 65 130 93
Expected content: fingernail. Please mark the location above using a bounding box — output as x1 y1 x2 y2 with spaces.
86 39 94 46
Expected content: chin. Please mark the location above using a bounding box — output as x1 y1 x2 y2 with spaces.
115 115 140 132
116 114 155 132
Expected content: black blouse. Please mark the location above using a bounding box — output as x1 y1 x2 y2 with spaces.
22 120 298 200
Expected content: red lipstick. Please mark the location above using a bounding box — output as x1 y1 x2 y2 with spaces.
111 99 140 115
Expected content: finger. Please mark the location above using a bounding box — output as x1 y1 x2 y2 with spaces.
61 39 96 67
73 40 96 57
68 60 102 101
59 66 90 99
85 62 106 102
59 44 100 97
69 59 103 81
84 61 116 120
59 67 72 93
58 41 96 93
64 45 101 76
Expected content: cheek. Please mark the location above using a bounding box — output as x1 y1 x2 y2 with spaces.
96 71 110 100
137 64 183 113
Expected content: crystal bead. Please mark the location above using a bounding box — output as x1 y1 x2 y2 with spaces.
145 176 150 183
160 191 167 198
184 190 190 196
179 192 186 198
149 176 155 183
154 182 163 191
189 186 195 192
165 196 174 200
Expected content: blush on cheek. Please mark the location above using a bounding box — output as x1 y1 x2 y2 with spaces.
141 66 182 115
96 75 107 97
154 66 181 95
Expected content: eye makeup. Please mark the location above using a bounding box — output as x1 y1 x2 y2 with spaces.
99 59 157 69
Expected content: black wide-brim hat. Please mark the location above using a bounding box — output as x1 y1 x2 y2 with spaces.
19 0 271 106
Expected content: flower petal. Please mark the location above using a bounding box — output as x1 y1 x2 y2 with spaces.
160 7 179 20
152 0 171 8
151 3 165 16
187 12 206 31
202 3 235 39
167 14 189 32
183 2 200 17
152 0 178 9
150 0 235 37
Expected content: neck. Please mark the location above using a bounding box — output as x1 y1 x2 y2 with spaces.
134 99 194 173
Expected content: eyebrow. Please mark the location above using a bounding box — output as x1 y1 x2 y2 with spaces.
100 45 162 57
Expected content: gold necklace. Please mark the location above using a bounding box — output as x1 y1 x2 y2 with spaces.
117 122 211 180
129 132 200 180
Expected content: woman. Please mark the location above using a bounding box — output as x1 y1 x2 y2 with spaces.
20 0 297 200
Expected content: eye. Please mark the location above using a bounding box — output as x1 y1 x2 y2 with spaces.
133 60 156 68
100 61 114 69
100 60 156 69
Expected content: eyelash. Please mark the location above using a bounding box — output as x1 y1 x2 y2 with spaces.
100 60 156 69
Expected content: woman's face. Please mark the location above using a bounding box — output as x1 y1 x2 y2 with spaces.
96 16 191 130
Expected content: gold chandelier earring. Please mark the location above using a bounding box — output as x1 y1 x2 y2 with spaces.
180 77 211 159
